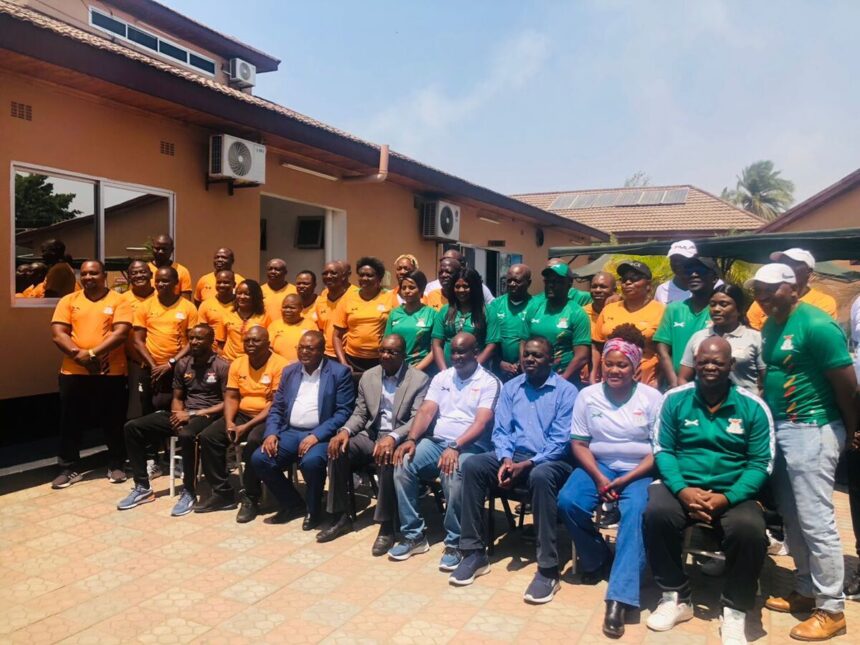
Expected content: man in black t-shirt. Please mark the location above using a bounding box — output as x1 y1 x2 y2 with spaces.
118 324 229 516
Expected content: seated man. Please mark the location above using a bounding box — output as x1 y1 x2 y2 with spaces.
317 333 430 554
449 336 576 604
644 337 774 645
197 326 288 522
118 324 228 516
251 331 354 529
390 332 500 570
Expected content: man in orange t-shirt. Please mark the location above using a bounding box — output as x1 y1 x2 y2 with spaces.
194 247 244 305
119 260 155 419
316 260 355 358
50 259 133 489
262 258 298 321
197 270 237 350
148 234 192 299
295 270 320 319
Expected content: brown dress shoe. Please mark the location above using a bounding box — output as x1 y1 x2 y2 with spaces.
766 591 816 614
790 610 846 641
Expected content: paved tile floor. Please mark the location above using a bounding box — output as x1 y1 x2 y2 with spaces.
1 468 857 644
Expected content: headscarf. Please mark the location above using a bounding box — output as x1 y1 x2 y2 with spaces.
603 338 642 368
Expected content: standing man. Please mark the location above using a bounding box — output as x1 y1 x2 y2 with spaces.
755 264 856 640
485 264 532 381
251 331 354 528
148 234 192 299
654 257 718 389
196 326 288 520
262 258 297 322
317 334 430 553
747 249 837 330
450 336 576 604
423 256 462 311
197 270 236 351
295 270 319 319
654 240 698 304
50 260 132 488
133 267 198 412
425 249 494 305
389 333 500 570
118 324 228 515
194 248 243 305
120 260 154 420
39 239 77 298
316 260 356 359
584 271 617 381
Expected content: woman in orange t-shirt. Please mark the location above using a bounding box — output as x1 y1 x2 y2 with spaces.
221 280 270 362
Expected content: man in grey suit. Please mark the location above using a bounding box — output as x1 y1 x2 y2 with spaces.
316 333 430 555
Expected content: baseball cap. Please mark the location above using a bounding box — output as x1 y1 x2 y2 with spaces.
667 240 697 259
753 263 797 285
616 260 653 280
684 256 718 273
770 248 815 270
541 263 571 279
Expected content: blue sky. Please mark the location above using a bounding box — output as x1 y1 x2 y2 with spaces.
171 0 859 203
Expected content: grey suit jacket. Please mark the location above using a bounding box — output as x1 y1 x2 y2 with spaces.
342 364 430 441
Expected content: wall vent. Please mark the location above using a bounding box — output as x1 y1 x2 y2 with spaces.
10 102 32 121
160 141 175 156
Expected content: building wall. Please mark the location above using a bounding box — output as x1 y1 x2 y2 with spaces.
1 70 579 400
768 186 860 232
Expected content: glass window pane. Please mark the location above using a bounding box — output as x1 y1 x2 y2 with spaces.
128 26 158 51
189 53 216 75
14 170 95 300
91 10 127 37
159 40 188 63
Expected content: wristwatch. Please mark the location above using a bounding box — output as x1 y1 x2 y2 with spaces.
87 349 97 359
168 357 177 367
446 440 460 452
189 411 198 418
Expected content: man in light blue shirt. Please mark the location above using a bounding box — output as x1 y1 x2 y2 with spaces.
450 335 577 605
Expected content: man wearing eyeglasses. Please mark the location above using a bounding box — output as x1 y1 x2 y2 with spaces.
316 334 430 554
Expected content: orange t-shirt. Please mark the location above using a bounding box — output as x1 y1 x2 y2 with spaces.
52 290 133 376
194 271 245 303
228 351 288 415
593 299 666 387
261 282 298 321
148 261 192 294
315 286 356 356
133 296 198 365
333 288 393 359
119 289 153 356
747 287 837 330
268 317 318 363
221 310 271 362
197 297 235 342
423 289 447 311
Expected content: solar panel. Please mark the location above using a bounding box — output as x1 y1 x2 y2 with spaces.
592 191 619 208
638 190 665 206
662 188 689 204
571 194 598 209
615 190 642 206
549 194 577 210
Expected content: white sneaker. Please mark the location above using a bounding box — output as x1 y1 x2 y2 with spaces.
147 459 163 479
767 531 789 556
647 591 694 632
720 607 747 645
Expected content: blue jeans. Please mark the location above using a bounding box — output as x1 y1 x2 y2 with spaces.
557 463 651 607
393 437 480 547
772 420 846 613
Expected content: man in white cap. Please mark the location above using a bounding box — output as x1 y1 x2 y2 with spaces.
654 240 698 304
747 248 836 330
754 263 856 641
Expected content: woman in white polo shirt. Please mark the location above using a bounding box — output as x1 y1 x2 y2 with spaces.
557 324 663 638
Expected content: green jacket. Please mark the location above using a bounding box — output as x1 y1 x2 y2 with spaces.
653 382 774 506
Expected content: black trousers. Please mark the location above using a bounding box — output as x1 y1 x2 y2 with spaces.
458 451 573 571
139 365 173 414
198 413 264 500
58 374 126 470
847 449 860 558
643 482 767 611
124 411 215 492
325 431 395 523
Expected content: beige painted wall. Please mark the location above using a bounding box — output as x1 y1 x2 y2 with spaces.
771 186 860 232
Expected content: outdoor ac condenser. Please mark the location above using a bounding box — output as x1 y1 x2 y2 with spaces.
228 58 256 89
422 200 461 242
209 134 267 184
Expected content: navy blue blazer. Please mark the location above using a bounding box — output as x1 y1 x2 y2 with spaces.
264 358 355 442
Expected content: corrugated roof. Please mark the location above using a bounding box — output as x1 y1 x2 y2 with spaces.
513 185 765 235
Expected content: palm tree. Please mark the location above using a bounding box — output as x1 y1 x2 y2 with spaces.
721 160 795 221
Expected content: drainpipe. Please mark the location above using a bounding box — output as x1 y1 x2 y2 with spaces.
342 144 389 184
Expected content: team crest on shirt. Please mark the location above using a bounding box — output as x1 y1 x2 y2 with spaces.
376 304 388 312
726 418 744 435
176 312 186 320
780 335 795 351
260 374 272 385
556 318 569 329
103 307 114 315
205 371 217 384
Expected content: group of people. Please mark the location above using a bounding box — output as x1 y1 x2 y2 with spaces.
47 234 860 643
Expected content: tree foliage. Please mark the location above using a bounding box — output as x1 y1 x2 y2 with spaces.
624 171 650 188
721 160 795 221
14 173 81 229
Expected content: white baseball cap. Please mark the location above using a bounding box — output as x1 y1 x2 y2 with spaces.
770 248 815 270
667 240 697 259
753 263 797 285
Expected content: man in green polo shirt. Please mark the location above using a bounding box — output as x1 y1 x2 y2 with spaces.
655 257 718 389
754 263 857 641
644 336 773 641
523 263 591 386
485 264 532 381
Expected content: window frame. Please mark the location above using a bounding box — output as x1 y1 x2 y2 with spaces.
10 162 175 308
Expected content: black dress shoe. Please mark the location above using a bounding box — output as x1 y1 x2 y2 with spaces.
372 532 395 557
603 600 626 638
302 512 320 531
316 513 353 542
235 491 259 524
264 504 304 525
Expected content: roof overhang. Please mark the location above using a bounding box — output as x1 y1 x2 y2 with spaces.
761 168 860 232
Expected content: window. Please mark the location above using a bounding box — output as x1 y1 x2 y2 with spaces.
12 165 173 306
89 7 217 77
295 216 324 249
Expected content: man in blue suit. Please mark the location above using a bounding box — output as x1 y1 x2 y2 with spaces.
252 330 354 529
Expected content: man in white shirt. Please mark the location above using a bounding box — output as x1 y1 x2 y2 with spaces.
390 332 501 569
425 249 495 305
654 240 698 304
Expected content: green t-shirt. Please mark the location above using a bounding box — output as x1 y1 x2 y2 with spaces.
761 302 852 425
568 287 592 307
653 298 712 373
486 294 531 364
523 297 591 375
431 305 480 366
384 304 436 366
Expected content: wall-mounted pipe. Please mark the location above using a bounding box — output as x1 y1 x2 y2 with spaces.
342 144 389 184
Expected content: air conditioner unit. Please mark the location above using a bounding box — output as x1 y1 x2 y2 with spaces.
228 58 256 88
422 201 461 242
209 134 266 184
